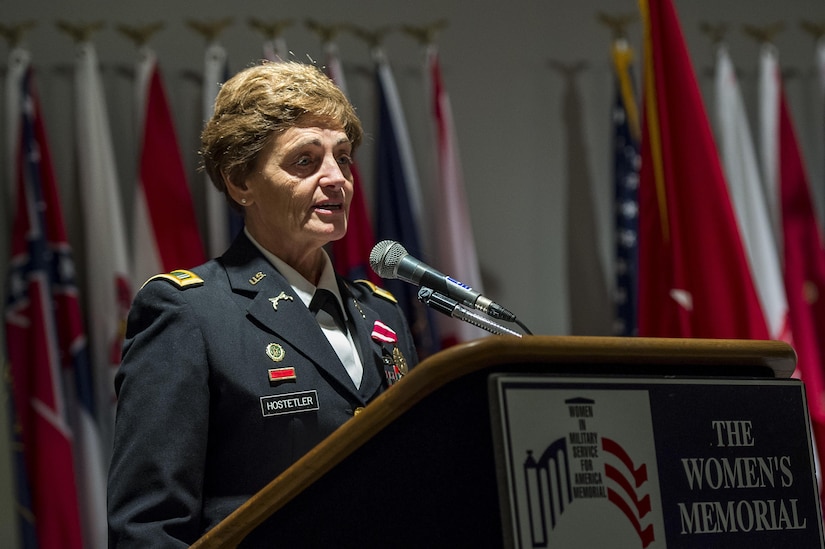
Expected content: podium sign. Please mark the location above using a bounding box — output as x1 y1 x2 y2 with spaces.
491 375 824 549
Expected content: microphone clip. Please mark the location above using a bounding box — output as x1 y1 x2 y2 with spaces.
417 287 523 337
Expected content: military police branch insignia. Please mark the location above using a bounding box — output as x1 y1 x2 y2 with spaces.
269 291 294 311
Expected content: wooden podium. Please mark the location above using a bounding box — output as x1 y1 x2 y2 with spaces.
190 335 822 548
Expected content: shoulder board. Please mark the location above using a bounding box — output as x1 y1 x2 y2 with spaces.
142 269 204 290
354 279 397 304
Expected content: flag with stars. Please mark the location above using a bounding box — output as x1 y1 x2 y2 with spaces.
610 38 641 337
5 64 86 548
637 0 768 339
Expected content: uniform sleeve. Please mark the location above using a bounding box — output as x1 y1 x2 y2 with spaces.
107 281 210 548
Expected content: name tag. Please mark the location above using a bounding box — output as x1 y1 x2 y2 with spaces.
260 390 319 417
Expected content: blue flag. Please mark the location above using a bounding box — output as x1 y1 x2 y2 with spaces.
611 42 641 337
372 50 439 358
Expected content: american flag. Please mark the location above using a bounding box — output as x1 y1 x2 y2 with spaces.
610 40 640 337
5 66 88 548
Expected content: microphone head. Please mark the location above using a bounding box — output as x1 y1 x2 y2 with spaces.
369 240 407 279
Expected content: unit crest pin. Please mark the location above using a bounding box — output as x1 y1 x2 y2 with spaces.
266 343 286 362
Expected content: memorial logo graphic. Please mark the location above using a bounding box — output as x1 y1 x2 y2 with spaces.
522 397 655 548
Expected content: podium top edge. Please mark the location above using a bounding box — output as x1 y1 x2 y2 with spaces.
436 335 797 378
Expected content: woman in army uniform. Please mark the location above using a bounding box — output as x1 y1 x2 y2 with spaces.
107 61 418 547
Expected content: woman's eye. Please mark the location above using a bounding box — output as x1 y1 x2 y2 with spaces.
295 156 313 167
338 154 353 166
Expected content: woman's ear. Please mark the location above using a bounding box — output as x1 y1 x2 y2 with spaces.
223 170 253 206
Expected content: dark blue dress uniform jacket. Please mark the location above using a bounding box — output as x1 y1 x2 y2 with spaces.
107 232 418 547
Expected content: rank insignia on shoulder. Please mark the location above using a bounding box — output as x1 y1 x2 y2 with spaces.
355 279 397 304
142 269 204 290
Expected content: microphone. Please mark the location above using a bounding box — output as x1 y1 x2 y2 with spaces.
369 240 516 322
417 287 522 337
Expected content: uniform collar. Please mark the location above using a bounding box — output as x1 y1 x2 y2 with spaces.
244 228 346 318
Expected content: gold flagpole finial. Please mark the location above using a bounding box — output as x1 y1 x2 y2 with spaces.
117 22 164 48
0 21 37 48
401 19 448 46
305 19 348 44
187 18 233 43
596 12 637 41
800 20 825 41
349 25 393 49
248 18 293 40
55 20 105 44
743 22 784 45
699 22 729 46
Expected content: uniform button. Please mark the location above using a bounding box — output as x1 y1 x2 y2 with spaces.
353 407 365 416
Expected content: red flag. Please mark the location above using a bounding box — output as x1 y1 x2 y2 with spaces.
133 51 205 284
637 0 769 339
5 65 84 549
778 85 825 497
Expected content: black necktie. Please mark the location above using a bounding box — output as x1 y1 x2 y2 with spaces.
309 289 347 333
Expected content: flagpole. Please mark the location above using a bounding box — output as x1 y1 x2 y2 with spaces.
598 12 641 337
249 18 293 62
0 24 35 549
800 20 825 231
745 23 785 247
1 23 35 229
189 18 235 259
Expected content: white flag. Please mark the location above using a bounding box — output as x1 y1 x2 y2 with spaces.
759 42 781 244
715 43 790 342
75 40 132 438
73 41 128 547
203 42 233 257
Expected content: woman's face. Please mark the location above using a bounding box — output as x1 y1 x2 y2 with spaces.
235 117 355 262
